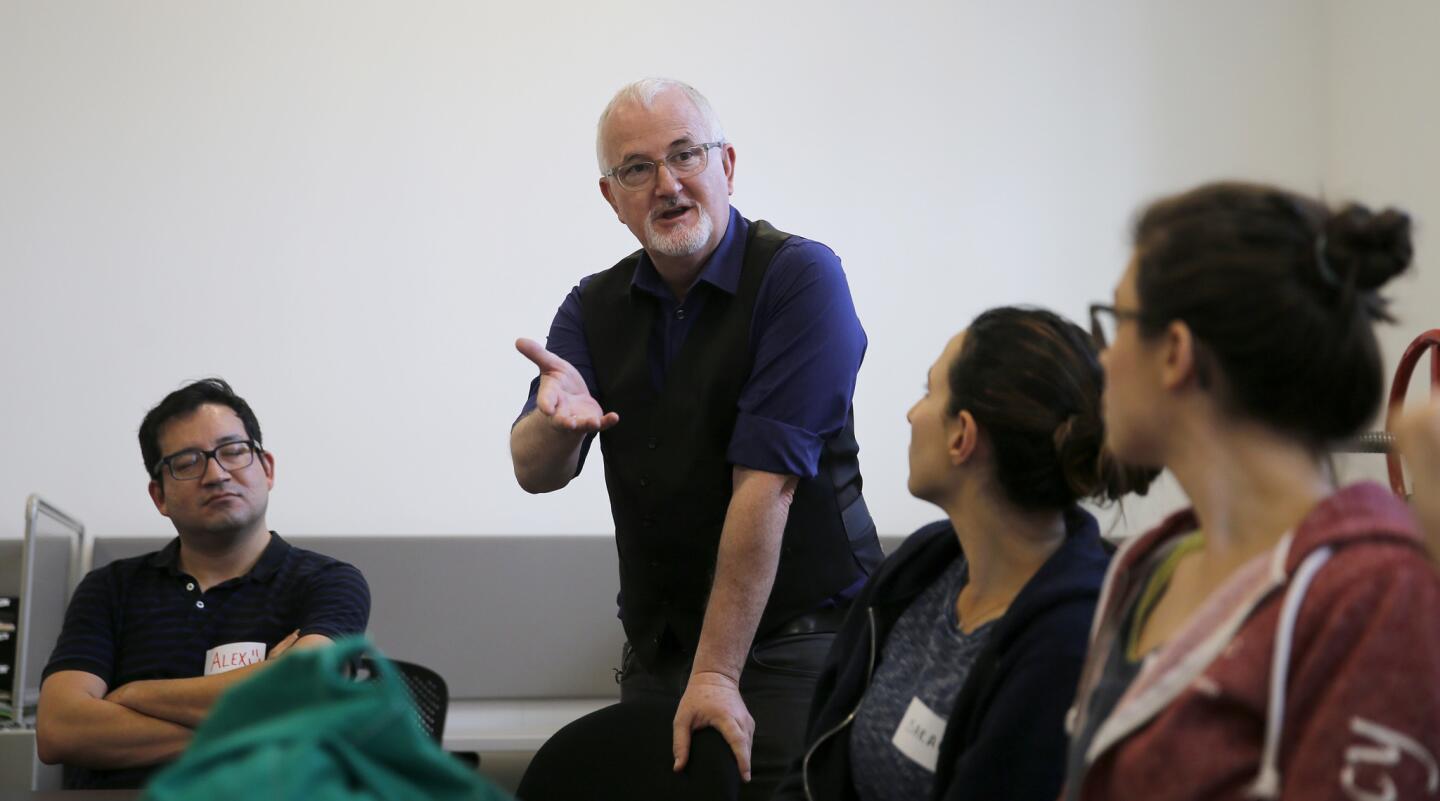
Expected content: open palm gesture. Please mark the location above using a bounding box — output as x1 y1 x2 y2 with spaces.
515 338 619 432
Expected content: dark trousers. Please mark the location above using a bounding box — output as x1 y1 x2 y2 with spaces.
619 629 835 801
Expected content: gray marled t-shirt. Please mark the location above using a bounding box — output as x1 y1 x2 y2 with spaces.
849 556 995 801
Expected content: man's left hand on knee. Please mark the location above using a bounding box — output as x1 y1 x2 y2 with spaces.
672 670 754 782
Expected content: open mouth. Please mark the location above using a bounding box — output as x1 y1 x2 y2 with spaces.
655 205 692 222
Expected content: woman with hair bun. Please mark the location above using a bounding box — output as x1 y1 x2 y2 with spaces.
1065 182 1440 801
774 306 1155 801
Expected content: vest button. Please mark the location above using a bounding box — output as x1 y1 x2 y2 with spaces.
646 437 658 450
642 516 656 528
639 476 650 488
675 308 686 320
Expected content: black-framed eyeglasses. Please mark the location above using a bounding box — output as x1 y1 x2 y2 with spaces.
153 440 262 481
602 141 725 191
1088 303 1146 349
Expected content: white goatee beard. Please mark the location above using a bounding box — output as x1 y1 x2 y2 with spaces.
644 206 713 258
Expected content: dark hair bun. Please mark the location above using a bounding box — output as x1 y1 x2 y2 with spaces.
952 306 1158 512
1054 413 1102 498
1323 204 1413 293
1055 413 1159 504
1132 182 1411 446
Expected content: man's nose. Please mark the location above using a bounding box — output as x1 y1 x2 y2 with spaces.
653 161 683 196
200 455 232 484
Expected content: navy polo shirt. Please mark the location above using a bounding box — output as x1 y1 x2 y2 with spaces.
45 532 369 687
520 206 868 480
42 532 369 788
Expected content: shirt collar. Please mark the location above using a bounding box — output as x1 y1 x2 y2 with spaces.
147 530 291 584
632 206 747 300
147 538 184 574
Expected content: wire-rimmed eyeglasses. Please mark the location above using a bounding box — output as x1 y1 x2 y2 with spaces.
602 142 725 190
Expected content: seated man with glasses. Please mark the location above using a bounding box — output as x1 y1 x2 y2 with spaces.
35 378 370 789
511 78 882 801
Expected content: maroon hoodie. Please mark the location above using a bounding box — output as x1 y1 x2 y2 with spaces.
1065 482 1440 801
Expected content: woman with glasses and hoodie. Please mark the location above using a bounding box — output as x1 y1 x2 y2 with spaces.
1064 181 1440 801
773 306 1155 801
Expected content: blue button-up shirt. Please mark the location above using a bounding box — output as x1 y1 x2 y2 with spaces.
521 206 867 479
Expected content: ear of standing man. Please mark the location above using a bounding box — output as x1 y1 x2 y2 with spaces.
511 78 883 800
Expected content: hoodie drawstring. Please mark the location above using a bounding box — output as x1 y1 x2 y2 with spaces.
1247 545 1334 800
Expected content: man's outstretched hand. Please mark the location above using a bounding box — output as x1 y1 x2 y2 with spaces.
516 338 618 432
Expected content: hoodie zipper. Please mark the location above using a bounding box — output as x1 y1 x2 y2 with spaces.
803 607 878 801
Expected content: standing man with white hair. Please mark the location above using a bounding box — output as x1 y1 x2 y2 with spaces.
511 78 882 799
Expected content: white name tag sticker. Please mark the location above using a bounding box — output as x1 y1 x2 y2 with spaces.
892 696 947 772
204 642 266 676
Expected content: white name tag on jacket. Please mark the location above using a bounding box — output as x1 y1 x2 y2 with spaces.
892 696 947 772
204 642 266 676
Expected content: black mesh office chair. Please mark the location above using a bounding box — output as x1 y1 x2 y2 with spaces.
516 699 741 801
358 656 449 743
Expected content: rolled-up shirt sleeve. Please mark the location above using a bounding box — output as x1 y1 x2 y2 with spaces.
516 277 601 473
728 240 867 479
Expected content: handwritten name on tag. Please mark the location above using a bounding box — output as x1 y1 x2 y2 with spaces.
892 696 947 772
204 641 266 676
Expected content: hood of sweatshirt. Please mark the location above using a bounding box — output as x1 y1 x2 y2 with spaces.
1071 481 1424 799
873 505 1111 656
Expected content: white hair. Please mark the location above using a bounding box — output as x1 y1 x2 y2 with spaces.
595 78 727 173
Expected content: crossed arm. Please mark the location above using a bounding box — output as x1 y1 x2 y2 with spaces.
36 631 329 768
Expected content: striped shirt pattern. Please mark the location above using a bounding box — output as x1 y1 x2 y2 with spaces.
42 532 369 789
44 532 369 687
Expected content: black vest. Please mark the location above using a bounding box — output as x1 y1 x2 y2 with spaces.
581 219 882 668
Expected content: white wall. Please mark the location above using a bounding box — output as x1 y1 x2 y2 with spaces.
5 0 1414 541
1326 0 1440 425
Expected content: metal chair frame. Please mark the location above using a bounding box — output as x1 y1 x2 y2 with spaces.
1384 329 1440 497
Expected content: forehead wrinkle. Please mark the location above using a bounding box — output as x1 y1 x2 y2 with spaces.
613 126 698 161
157 407 248 454
163 432 247 458
603 94 707 165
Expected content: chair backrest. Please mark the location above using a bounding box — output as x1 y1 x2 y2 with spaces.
516 700 740 801
360 656 448 743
